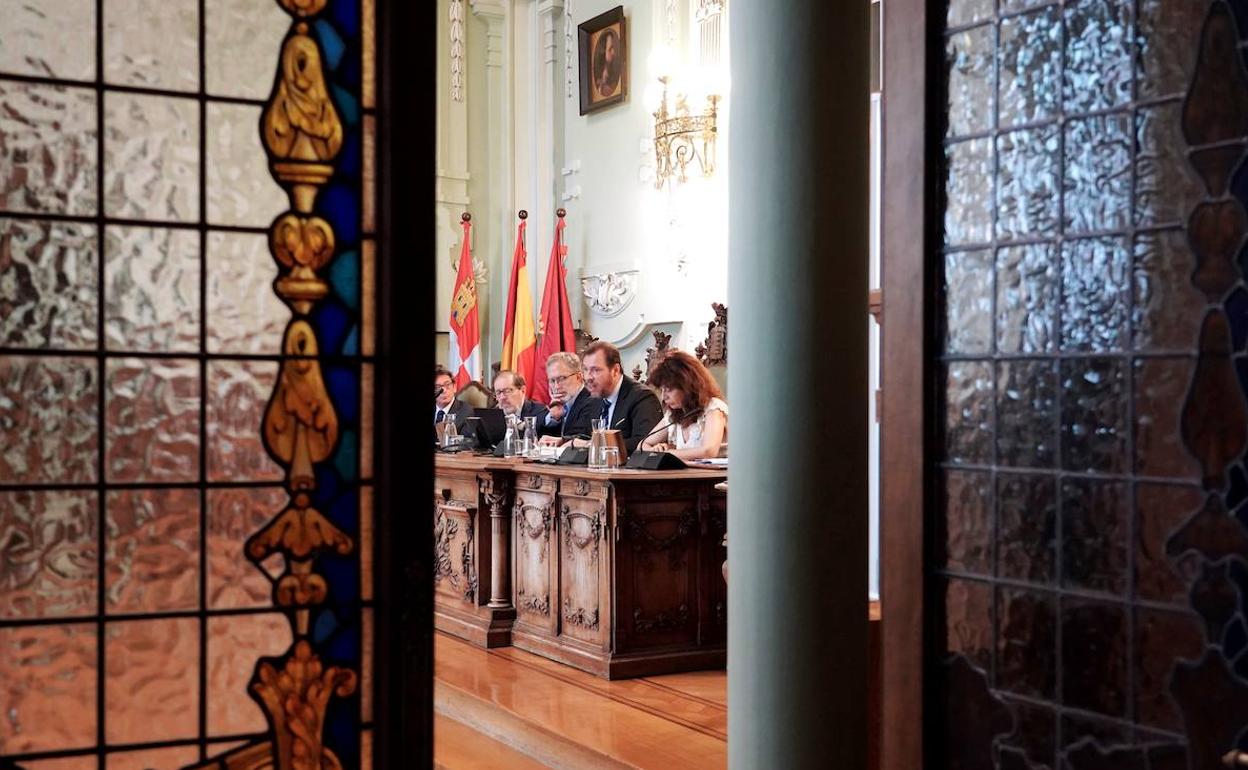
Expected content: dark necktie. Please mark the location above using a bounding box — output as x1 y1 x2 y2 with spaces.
599 399 611 423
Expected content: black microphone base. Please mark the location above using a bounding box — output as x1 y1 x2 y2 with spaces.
623 450 687 470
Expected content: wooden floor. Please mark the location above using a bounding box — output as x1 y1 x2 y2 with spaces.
434 632 727 769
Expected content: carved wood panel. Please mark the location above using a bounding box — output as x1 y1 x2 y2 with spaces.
513 486 556 632
559 498 607 646
614 494 700 652
433 497 477 607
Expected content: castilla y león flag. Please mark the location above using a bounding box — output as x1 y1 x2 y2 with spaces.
531 212 576 405
448 214 481 389
501 214 537 386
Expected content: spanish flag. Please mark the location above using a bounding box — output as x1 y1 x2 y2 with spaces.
448 213 481 389
501 212 537 385
531 210 577 405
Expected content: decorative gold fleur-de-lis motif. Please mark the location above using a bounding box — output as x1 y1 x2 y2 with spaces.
271 213 336 313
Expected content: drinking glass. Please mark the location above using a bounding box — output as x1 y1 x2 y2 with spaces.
588 418 608 469
601 446 620 471
441 418 459 448
522 416 538 457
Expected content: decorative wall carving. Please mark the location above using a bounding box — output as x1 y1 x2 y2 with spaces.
581 270 638 317
632 329 674 382
573 325 599 354
450 0 465 101
694 302 728 367
564 0 575 98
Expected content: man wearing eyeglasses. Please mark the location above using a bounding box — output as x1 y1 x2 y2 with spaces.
492 369 548 422
433 366 474 443
538 351 603 442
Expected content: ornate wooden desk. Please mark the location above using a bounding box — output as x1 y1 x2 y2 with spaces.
433 454 728 679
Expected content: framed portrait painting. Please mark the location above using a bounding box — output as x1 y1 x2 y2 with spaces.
578 6 628 115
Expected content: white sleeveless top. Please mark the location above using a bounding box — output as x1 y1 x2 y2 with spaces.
663 397 729 456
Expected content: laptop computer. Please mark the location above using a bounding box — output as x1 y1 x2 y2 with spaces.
462 408 507 450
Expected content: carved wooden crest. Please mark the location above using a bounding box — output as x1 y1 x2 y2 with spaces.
633 329 674 383
694 302 728 367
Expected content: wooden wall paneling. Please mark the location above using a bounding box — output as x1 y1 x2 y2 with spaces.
880 0 929 764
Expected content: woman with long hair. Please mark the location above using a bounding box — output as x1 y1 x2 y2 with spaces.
640 350 728 460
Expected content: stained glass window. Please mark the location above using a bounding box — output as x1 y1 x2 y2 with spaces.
0 0 376 767
935 0 1248 766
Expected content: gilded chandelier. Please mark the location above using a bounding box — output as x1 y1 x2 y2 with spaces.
651 75 719 189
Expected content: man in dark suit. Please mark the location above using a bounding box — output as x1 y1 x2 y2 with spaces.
434 366 474 443
492 369 549 423
581 341 662 453
538 352 602 441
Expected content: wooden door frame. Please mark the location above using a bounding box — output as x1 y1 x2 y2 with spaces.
374 0 437 765
879 0 931 767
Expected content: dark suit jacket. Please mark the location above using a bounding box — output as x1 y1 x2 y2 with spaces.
538 387 602 439
433 399 475 443
518 399 550 423
607 377 663 453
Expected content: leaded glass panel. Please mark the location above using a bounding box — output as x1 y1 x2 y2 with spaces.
0 0 376 767
936 0 1248 766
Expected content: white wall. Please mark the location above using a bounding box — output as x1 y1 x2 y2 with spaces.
434 0 730 376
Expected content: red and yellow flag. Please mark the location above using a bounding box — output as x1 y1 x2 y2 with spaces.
531 211 577 405
501 214 537 385
448 214 481 389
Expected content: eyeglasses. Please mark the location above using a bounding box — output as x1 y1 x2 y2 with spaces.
495 387 518 397
548 373 577 386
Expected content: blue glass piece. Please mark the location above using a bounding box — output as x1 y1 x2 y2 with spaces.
334 50 362 95
335 128 363 180
325 608 361 661
325 702 360 768
314 19 346 71
1226 617 1248 659
334 429 359 481
313 463 345 509
331 84 361 127
1227 287 1248 352
326 366 359 423
329 249 361 310
322 551 360 606
311 298 352 355
329 479 360 532
342 326 359 356
318 182 361 247
327 0 361 38
314 608 340 644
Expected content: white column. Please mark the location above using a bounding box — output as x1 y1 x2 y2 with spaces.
436 0 472 332
727 1 870 766
472 0 511 367
533 0 563 295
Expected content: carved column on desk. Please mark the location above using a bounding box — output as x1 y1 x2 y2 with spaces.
481 474 513 609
